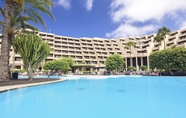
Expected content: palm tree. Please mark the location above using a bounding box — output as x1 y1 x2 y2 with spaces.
7 10 39 71
0 0 54 81
125 41 136 68
157 26 171 50
153 34 164 50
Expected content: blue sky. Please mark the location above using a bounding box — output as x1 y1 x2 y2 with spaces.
1 0 186 39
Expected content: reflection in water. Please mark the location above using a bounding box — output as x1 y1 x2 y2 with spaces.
4 88 24 112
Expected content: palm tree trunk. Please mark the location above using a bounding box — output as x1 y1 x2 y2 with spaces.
8 30 16 71
12 49 15 71
0 0 15 81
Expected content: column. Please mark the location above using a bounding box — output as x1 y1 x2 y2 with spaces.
136 56 138 70
141 57 143 66
21 65 24 69
125 57 127 69
147 56 149 69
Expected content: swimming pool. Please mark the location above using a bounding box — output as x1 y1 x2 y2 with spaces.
1 76 186 118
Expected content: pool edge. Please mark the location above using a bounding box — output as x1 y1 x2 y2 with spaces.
0 79 67 93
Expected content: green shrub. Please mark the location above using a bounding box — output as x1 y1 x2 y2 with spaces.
18 69 26 73
149 47 186 71
83 71 91 74
140 66 148 71
127 66 136 71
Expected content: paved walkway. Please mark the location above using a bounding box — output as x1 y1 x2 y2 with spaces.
0 79 66 93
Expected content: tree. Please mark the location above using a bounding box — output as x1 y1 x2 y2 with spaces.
0 0 23 81
0 0 55 81
153 34 163 50
105 54 125 72
157 26 171 50
43 60 70 74
12 33 50 80
43 61 56 71
60 57 75 69
149 47 186 72
125 41 136 67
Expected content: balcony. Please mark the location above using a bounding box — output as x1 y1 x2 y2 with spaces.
68 40 74 42
177 38 186 43
55 43 62 46
68 53 75 55
167 44 174 48
68 48 75 50
168 35 176 39
177 43 185 47
74 54 82 56
55 52 61 55
178 33 186 38
46 56 54 60
75 58 83 61
102 53 108 55
54 56 61 59
105 41 110 44
54 46 61 49
47 41 54 44
152 47 159 51
96 52 102 55
141 43 149 47
84 58 91 60
166 40 175 45
54 38 61 42
13 61 23 65
97 41 104 44
89 53 95 55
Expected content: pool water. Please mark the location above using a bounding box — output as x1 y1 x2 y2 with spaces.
0 76 186 118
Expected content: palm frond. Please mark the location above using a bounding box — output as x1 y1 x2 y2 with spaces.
0 7 4 17
24 8 47 29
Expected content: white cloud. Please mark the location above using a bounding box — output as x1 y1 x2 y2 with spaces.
110 0 186 23
107 0 186 38
106 24 158 38
180 21 186 29
56 0 71 9
85 0 93 11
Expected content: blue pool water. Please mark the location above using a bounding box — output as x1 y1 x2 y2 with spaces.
1 76 186 118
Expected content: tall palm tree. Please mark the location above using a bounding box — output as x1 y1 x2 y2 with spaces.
125 41 136 67
157 26 171 50
7 10 39 71
0 0 19 82
153 34 164 50
0 0 54 81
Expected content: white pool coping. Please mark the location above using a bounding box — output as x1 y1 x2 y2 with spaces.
62 75 142 80
0 79 66 93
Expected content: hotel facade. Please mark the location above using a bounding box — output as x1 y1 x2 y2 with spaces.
0 28 186 71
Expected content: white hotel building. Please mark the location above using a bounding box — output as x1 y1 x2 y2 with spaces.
0 28 186 71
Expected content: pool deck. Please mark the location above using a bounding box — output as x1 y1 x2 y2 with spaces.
0 79 66 93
